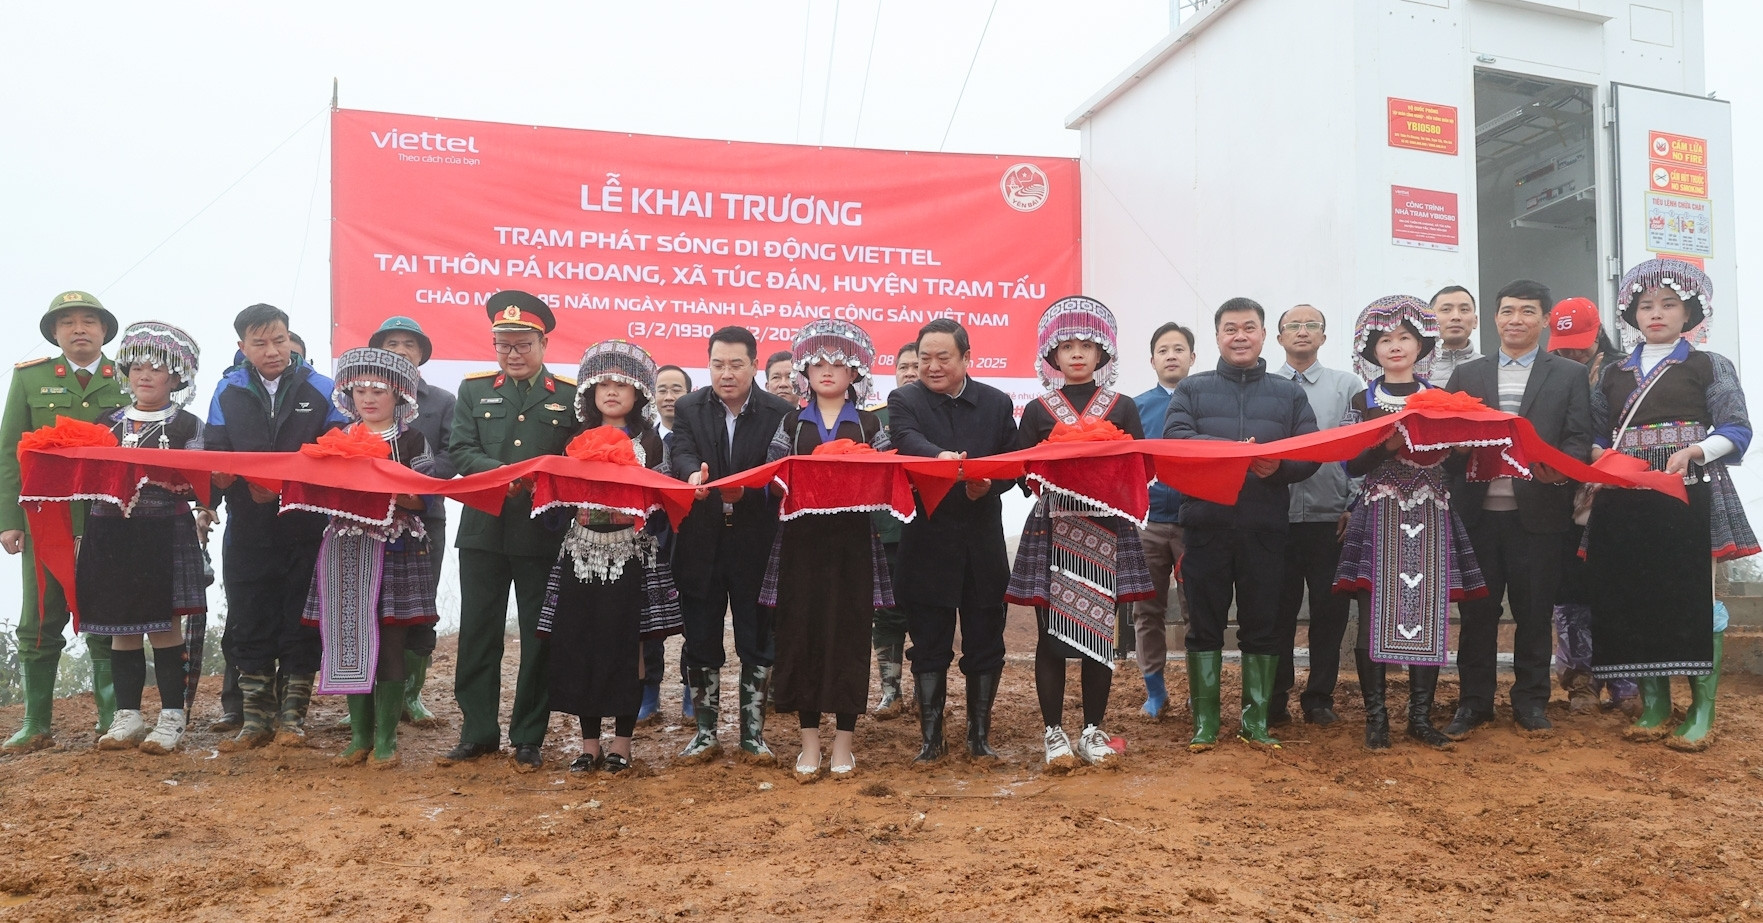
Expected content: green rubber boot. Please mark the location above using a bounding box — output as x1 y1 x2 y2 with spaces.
370 681 403 768
678 667 721 763
275 673 315 747
3 661 59 753
402 652 440 727
737 663 775 763
90 651 117 735
335 694 373 766
1237 653 1282 748
1667 633 1722 752
1623 676 1674 742
1186 650 1222 752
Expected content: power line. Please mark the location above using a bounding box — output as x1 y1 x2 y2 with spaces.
939 0 997 152
852 0 883 146
817 0 843 145
98 107 328 297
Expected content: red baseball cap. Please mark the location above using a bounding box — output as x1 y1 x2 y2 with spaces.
1547 297 1601 352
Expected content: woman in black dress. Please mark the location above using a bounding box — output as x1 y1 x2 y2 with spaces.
84 322 210 755
540 340 681 774
1587 259 1755 751
761 320 893 781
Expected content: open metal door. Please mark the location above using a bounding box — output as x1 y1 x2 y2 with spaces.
1611 83 1738 364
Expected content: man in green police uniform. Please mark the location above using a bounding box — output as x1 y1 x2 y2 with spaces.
439 291 578 772
1 291 130 751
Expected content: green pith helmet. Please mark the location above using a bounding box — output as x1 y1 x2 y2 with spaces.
40 290 120 346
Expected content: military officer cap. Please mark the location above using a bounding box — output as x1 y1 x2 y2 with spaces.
485 291 555 334
368 315 434 364
40 290 120 346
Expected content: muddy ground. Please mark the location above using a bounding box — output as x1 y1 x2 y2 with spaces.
2 608 1761 922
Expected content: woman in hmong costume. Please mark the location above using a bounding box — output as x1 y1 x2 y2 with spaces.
539 340 681 774
1006 296 1150 770
305 347 438 769
83 322 210 755
760 320 894 782
1333 296 1485 751
1587 258 1755 751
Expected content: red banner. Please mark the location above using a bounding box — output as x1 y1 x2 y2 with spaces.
330 109 1079 390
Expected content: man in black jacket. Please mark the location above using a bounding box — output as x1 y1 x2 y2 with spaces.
1163 297 1319 751
1442 279 1593 739
205 303 347 751
668 326 794 763
887 318 1017 763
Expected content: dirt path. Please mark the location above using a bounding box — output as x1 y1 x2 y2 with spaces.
2 611 1761 921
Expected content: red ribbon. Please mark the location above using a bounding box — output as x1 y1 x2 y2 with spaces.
18 403 1690 630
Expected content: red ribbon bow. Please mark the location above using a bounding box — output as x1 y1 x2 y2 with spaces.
566 426 641 466
300 424 393 460
1046 417 1130 443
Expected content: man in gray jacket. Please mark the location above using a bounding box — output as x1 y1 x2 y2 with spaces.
1268 305 1362 727
1163 297 1320 751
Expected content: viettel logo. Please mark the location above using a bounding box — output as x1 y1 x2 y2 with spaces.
1001 163 1049 212
371 129 479 154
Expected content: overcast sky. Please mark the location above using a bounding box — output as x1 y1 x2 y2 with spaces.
2 0 1758 630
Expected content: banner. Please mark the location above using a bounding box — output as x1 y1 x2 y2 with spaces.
330 109 1080 402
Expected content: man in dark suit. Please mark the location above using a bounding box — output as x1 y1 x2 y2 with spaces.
887 318 1018 763
668 326 794 763
1443 279 1593 739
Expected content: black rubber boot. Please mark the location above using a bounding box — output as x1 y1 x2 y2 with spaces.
1405 666 1454 749
1355 650 1389 751
913 671 947 764
965 670 1002 761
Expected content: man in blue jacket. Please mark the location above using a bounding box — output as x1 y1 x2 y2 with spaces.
1131 321 1193 718
206 304 346 751
1163 297 1319 751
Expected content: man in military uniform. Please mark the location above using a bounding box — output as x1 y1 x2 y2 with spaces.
1 291 129 751
367 316 456 726
441 291 578 772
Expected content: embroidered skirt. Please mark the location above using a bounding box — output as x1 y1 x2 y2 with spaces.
1006 495 1154 667
300 532 437 628
1332 459 1485 665
76 508 208 635
1587 480 1714 678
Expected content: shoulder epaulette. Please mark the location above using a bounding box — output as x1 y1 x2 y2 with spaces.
462 370 499 381
13 357 49 370
552 374 576 386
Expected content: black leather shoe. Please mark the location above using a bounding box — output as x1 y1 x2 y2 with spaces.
1441 707 1492 741
1512 706 1554 735
436 741 499 766
1303 706 1340 727
568 753 602 773
512 744 544 772
208 712 243 734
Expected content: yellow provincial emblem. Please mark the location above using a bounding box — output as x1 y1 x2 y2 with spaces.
61 293 82 303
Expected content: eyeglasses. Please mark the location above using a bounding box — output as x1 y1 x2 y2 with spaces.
1281 321 1324 333
493 341 538 356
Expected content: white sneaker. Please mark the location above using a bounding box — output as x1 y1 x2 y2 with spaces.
98 709 149 750
1043 725 1077 770
1076 724 1115 765
139 709 187 755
